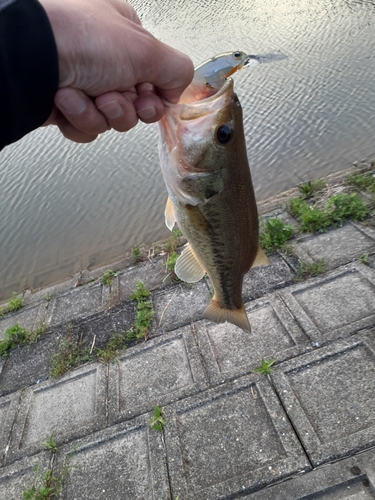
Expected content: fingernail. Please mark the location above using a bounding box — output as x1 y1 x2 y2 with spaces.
137 106 156 120
97 101 123 119
57 91 87 115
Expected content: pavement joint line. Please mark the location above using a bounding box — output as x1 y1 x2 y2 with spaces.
270 330 375 467
160 430 173 500
276 250 298 274
2 388 22 467
190 322 212 389
105 361 109 425
1 165 375 497
276 291 323 350
265 372 315 470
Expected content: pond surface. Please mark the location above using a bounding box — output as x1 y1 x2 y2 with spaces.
1 0 375 301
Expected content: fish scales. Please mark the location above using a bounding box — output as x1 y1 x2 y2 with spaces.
158 55 270 332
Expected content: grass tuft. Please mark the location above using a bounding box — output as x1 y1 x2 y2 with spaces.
325 192 368 223
253 358 275 375
295 259 325 282
259 217 294 253
50 282 154 376
289 198 330 232
166 251 179 273
0 293 24 317
298 179 326 199
0 324 44 357
95 333 127 363
23 437 71 500
359 253 369 265
289 192 368 232
129 281 154 339
42 434 57 454
163 227 183 255
7 292 24 312
50 332 91 379
101 270 117 286
149 405 165 431
131 246 143 264
346 171 375 193
23 467 60 500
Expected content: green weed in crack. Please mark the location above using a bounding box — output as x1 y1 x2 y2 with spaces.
150 405 165 431
253 358 275 375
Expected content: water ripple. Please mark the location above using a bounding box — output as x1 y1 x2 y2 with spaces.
1 0 375 300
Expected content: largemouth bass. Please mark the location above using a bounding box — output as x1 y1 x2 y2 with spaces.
158 52 273 332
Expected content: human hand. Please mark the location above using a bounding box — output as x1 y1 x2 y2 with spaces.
40 0 194 142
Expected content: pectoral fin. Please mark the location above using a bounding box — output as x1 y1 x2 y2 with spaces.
251 246 271 268
164 196 176 231
204 299 251 332
175 244 206 283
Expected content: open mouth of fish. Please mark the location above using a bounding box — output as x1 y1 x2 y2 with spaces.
159 77 234 155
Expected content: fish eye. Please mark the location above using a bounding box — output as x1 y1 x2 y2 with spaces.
233 51 242 59
217 124 232 144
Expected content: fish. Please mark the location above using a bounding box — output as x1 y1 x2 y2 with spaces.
158 51 276 332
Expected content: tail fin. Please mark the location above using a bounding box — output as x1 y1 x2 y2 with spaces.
204 299 251 332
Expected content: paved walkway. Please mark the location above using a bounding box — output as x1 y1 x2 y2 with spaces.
0 169 375 499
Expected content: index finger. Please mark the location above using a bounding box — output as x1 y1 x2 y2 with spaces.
133 39 194 104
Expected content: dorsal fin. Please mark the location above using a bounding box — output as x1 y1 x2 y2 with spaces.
251 246 271 268
175 244 206 283
164 196 176 231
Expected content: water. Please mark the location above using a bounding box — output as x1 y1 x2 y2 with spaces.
1 0 375 302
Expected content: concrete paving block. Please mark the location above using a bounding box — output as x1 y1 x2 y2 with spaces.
74 311 115 349
100 279 113 310
109 301 137 333
244 448 375 499
193 293 310 386
58 416 170 500
7 363 107 464
295 222 375 270
164 375 310 499
0 452 50 500
280 262 375 343
193 293 311 385
277 248 301 274
77 301 136 350
271 331 375 466
118 257 170 300
108 326 207 424
153 281 209 332
47 284 103 327
0 302 46 340
0 392 20 466
0 333 58 397
243 254 294 301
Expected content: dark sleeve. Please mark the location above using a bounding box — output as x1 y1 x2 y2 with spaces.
0 0 58 150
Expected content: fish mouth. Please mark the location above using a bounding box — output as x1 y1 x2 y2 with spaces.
160 78 234 151
168 77 233 110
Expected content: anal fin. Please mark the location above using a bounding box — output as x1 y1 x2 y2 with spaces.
175 244 206 283
251 245 271 268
